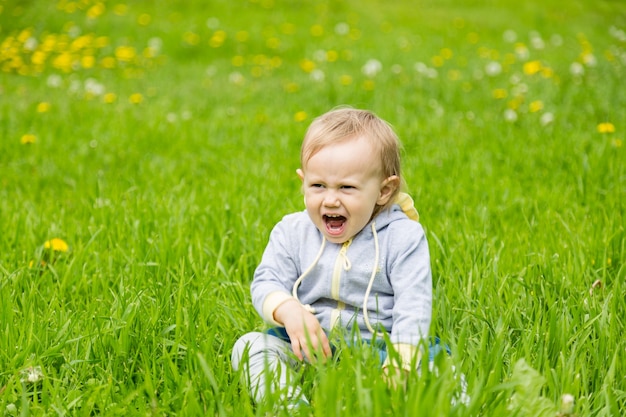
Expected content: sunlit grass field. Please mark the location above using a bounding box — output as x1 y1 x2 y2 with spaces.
1 0 625 415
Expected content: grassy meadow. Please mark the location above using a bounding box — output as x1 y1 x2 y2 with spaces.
1 0 625 415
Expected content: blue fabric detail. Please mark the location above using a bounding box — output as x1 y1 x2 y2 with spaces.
264 328 451 365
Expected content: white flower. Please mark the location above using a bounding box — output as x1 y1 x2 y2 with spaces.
47 74 63 88
361 59 382 77
503 30 517 43
414 62 428 74
560 393 575 414
485 61 502 76
228 72 245 85
24 37 38 51
206 65 217 77
310 69 325 82
5 403 17 415
85 78 105 96
570 62 585 76
206 17 220 29
504 109 518 122
609 26 626 42
166 112 177 123
529 31 545 49
334 22 350 36
313 49 326 62
148 37 163 53
550 34 563 46
20 366 43 384
582 53 597 67
540 112 554 126
511 83 528 96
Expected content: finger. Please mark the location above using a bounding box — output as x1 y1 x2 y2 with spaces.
291 339 303 361
301 340 313 363
321 337 332 359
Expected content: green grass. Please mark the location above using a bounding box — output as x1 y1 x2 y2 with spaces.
1 0 625 415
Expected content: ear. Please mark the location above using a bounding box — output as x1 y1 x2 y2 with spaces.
377 175 400 205
296 168 304 182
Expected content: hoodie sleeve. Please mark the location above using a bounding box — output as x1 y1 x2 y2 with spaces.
250 216 302 326
384 220 432 368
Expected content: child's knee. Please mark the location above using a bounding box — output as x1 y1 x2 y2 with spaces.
231 331 266 369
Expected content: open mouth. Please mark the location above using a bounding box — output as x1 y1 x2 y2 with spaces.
323 214 346 235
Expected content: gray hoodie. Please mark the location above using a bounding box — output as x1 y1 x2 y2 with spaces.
251 201 432 365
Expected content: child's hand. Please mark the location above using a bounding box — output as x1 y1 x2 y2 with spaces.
273 299 332 362
382 365 409 390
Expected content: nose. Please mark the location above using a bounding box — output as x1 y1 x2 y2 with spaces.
322 190 340 207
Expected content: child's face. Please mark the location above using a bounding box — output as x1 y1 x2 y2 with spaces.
297 136 398 244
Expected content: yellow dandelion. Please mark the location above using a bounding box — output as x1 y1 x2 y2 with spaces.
87 2 105 19
611 138 623 148
113 4 128 16
129 93 143 104
477 46 490 59
232 55 244 67
52 52 74 72
115 46 136 62
529 100 544 113
137 13 151 26
44 238 69 252
31 51 47 65
101 56 116 69
17 29 32 43
541 67 554 78
103 92 117 103
597 122 615 133
294 111 307 122
81 55 96 69
94 36 109 48
349 29 361 41
266 37 280 49
492 88 508 99
37 102 51 113
270 56 282 68
280 22 296 35
209 30 227 48
339 74 353 85
284 82 299 93
431 55 444 67
20 134 36 144
362 79 375 91
447 70 461 81
523 60 542 75
183 32 200 46
253 54 268 65
440 48 453 60
326 50 338 62
235 31 249 42
467 32 479 44
310 24 324 37
29 259 47 269
299 59 315 73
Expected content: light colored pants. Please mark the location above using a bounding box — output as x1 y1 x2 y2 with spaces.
231 331 468 405
231 331 306 404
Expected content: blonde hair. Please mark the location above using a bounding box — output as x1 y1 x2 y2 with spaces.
300 107 402 214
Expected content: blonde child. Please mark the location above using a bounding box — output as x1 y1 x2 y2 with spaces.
232 108 457 408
